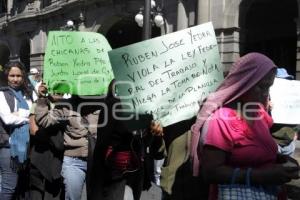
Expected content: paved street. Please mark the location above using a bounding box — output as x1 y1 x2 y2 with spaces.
141 183 162 200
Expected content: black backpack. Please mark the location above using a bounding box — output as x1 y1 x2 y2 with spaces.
0 87 15 147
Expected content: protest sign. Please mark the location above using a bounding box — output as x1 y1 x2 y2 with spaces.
270 78 300 124
43 31 114 95
109 22 223 126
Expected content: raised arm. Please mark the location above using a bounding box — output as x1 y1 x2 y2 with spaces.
34 98 67 129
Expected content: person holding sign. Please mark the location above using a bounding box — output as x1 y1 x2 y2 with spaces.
90 80 165 200
29 89 65 200
270 68 299 156
191 53 299 199
28 68 41 89
0 61 33 200
34 83 99 200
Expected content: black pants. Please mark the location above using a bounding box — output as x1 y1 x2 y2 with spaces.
30 166 64 200
91 169 144 200
162 161 209 200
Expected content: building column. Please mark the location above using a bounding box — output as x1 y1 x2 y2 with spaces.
177 0 188 30
30 53 44 72
78 10 86 31
197 0 210 24
7 0 13 16
30 28 47 71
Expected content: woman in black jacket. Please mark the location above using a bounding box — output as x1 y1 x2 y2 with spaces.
90 80 164 200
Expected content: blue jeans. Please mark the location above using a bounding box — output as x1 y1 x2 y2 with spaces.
61 156 87 200
0 148 18 200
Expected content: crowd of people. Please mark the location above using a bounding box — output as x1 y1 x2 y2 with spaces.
0 52 299 200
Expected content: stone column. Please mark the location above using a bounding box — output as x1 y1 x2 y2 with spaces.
7 0 13 15
177 0 188 30
30 28 47 71
197 0 210 24
78 10 86 31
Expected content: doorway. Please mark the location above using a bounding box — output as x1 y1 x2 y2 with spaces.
239 0 298 77
20 39 31 72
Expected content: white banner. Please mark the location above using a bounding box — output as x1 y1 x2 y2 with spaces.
270 78 300 124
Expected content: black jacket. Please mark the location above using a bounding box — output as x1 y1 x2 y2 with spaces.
90 96 164 200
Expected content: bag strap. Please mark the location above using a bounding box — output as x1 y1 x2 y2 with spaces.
230 168 240 184
245 168 252 186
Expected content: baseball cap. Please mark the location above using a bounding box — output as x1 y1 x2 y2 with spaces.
276 68 294 80
30 68 39 74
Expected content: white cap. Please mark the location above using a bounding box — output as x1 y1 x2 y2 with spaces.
30 68 39 74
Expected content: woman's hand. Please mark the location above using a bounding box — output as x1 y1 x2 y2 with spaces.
29 115 39 135
150 120 163 137
271 164 299 184
255 155 299 184
253 164 299 185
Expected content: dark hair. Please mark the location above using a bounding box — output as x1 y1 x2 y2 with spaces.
106 79 116 99
4 61 32 99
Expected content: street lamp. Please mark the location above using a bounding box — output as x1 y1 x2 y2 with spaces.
135 0 164 40
66 20 75 31
61 20 75 31
154 14 164 27
67 20 74 28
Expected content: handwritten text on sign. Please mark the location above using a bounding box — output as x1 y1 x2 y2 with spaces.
109 22 223 126
44 31 114 95
270 78 300 124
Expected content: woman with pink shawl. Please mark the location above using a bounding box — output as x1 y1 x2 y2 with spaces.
191 52 299 199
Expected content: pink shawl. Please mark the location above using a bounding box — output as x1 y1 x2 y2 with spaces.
191 52 276 176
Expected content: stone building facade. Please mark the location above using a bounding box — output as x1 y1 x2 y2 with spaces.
0 0 300 78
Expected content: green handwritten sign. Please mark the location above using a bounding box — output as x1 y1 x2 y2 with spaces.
44 31 114 95
109 22 223 126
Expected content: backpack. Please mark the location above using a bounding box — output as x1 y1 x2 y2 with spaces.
0 87 15 147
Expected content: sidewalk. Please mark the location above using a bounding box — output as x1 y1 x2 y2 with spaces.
141 183 162 200
286 140 300 200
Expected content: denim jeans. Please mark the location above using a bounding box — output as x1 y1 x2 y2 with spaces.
153 159 164 186
123 185 134 200
61 156 87 200
278 141 296 156
0 148 18 200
